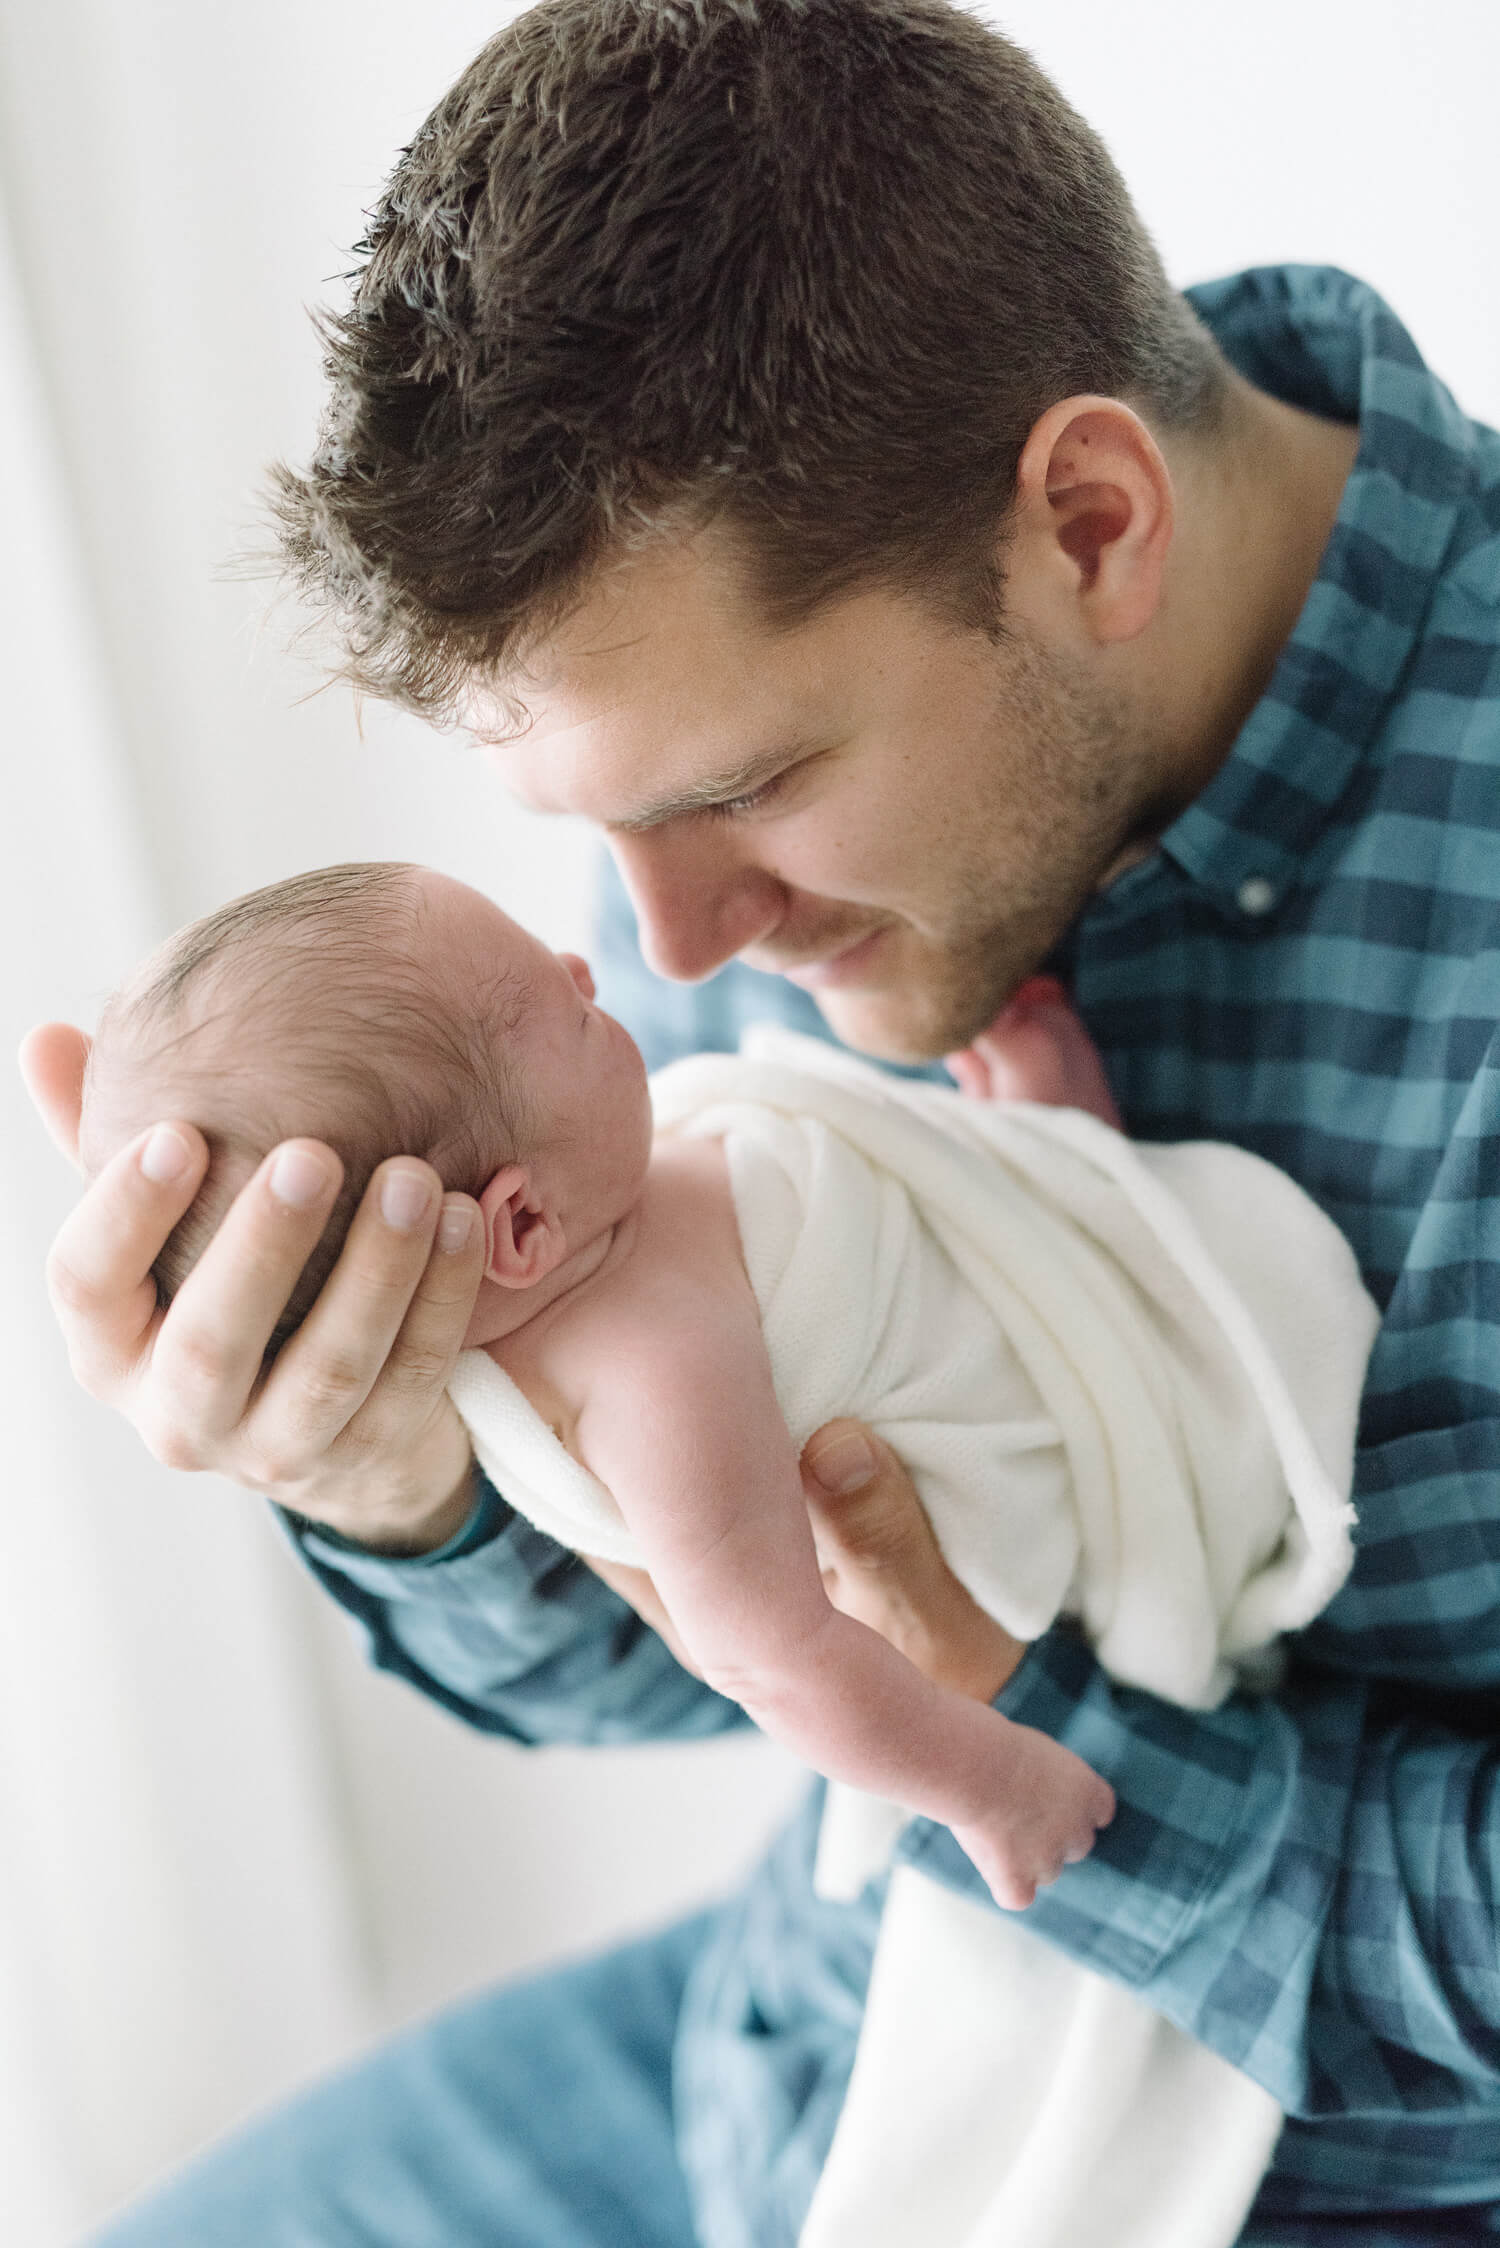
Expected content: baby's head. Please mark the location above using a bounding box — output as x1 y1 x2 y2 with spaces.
78 863 652 1354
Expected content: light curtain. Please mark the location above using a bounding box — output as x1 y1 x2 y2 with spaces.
0 4 799 2230
0 197 376 2239
2 0 1494 2238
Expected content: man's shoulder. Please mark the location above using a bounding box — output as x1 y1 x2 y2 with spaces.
1430 490 1500 636
1382 479 1500 794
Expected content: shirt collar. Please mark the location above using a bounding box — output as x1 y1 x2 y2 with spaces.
1127 265 1475 922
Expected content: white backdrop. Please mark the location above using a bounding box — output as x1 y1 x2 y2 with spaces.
1 1 1496 2239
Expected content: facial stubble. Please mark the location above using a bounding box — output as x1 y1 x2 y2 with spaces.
810 629 1163 1064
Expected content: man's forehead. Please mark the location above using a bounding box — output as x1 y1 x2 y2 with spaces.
469 530 932 824
465 541 765 779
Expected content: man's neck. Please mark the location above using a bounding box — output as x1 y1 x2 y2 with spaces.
1145 374 1362 813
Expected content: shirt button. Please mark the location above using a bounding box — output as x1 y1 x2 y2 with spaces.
1237 875 1277 917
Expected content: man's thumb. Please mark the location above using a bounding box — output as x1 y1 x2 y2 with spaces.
801 1420 917 1574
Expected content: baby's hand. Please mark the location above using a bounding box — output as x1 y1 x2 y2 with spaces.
945 977 1121 1127
951 1719 1116 1912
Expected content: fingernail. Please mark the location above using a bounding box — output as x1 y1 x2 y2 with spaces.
807 1431 876 1496
140 1125 195 1186
268 1145 334 1210
380 1167 434 1232
438 1201 477 1254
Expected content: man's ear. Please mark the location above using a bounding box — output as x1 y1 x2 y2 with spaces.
1011 394 1175 645
477 1163 566 1289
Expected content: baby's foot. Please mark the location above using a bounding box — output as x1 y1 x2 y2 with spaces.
951 1718 1116 1912
946 977 1122 1126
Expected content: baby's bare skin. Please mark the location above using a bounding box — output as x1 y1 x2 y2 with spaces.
490 1090 1115 1913
66 867 1116 1910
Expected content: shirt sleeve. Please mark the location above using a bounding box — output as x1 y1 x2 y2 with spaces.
280 1496 750 1746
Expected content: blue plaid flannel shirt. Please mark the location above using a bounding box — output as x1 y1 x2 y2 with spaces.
292 267 1500 2242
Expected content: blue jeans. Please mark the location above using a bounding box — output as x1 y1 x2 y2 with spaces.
87 1890 1500 2248
91 1911 713 2248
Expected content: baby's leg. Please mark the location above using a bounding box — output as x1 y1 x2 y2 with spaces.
946 977 1121 1126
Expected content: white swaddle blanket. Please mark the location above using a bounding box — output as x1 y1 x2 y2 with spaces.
447 1028 1379 2248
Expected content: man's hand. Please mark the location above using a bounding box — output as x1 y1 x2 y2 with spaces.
20 1022 488 1554
799 1419 1027 1703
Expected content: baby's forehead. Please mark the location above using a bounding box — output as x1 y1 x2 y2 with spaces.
411 871 545 1011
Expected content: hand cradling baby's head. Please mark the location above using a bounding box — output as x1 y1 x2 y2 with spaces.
79 863 530 1357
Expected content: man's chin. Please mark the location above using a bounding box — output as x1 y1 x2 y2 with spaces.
810 983 984 1066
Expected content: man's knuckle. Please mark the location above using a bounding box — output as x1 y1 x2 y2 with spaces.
346 1257 426 1319
62 1337 110 1400
243 1443 298 1490
46 1253 100 1322
140 1414 205 1473
295 1351 368 1418
330 1419 385 1475
166 1324 238 1393
386 1336 452 1392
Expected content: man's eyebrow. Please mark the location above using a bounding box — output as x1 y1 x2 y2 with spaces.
606 743 814 835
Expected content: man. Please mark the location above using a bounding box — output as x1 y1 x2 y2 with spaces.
22 2 1500 2242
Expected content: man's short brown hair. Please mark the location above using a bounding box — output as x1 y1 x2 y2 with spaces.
272 0 1226 719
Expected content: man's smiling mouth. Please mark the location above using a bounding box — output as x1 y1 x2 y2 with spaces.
772 926 891 990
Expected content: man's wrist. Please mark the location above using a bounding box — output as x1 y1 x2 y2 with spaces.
941 1622 1027 1705
314 1455 481 1558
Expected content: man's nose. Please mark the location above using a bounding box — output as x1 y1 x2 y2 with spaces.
608 831 785 983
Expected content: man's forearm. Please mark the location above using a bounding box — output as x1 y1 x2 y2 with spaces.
282 1479 750 1749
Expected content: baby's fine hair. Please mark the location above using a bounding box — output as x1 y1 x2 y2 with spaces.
79 863 529 1356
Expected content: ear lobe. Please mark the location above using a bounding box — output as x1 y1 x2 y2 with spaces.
477 1163 566 1289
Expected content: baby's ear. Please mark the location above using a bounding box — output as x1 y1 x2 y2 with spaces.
478 1164 565 1288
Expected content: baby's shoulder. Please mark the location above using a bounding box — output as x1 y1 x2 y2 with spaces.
619 1130 748 1315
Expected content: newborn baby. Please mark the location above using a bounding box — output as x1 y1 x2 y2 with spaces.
80 860 1118 1911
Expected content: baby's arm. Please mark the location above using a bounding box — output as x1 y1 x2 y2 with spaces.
947 976 1122 1125
577 1277 1113 1909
